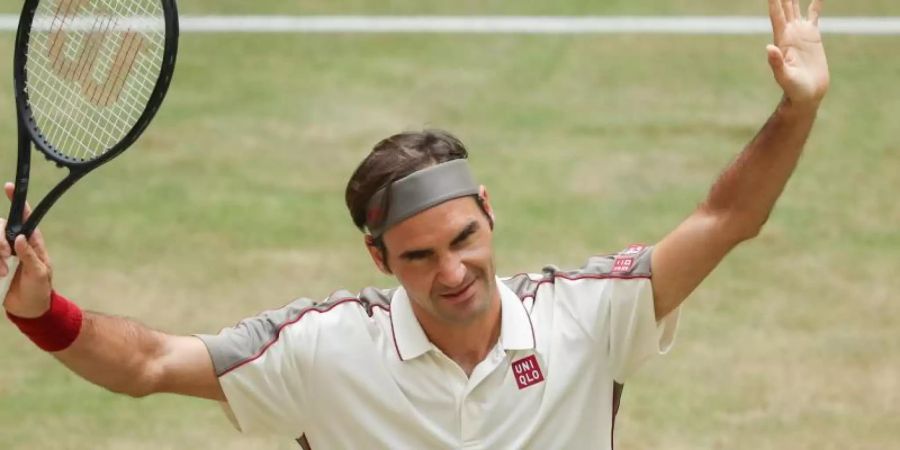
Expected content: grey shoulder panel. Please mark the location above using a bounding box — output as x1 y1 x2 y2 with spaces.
544 245 653 279
197 287 396 377
499 246 653 302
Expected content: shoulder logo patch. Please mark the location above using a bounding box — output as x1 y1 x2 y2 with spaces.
512 355 544 390
612 256 635 273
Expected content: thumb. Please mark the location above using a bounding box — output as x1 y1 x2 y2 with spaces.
766 44 786 80
15 235 47 277
5 236 52 317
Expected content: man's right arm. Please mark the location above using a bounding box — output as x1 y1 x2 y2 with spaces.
52 312 225 400
2 182 224 402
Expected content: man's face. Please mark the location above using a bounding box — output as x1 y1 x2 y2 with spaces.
379 195 497 326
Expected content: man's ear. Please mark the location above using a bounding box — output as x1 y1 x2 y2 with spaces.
478 185 495 229
364 235 392 275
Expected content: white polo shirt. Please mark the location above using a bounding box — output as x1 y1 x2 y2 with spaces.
198 245 679 449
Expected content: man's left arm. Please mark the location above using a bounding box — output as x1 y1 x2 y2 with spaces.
650 0 829 319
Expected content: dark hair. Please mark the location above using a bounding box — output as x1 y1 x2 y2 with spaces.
345 129 469 233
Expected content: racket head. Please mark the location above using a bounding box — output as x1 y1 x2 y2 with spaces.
13 0 179 169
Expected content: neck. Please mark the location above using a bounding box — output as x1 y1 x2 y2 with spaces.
415 290 501 376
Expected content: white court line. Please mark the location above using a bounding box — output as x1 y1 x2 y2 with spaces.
1 15 900 34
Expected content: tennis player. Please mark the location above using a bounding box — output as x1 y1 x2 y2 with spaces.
2 0 828 448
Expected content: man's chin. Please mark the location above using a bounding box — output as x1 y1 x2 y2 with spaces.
435 293 492 325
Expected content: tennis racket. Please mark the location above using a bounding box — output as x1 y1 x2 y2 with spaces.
0 0 179 299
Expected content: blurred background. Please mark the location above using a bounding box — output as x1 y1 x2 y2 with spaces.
0 1 898 448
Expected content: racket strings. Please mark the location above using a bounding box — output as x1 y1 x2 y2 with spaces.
25 0 166 162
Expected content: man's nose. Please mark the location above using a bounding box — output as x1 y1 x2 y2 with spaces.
436 253 466 288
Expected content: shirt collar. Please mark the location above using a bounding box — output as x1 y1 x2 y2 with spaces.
389 286 433 361
497 278 537 351
390 277 536 362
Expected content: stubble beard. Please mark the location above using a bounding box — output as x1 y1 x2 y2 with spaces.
429 267 497 326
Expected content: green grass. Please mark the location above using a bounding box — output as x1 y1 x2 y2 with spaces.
0 4 899 450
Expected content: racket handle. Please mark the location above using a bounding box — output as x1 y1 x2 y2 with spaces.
0 256 20 303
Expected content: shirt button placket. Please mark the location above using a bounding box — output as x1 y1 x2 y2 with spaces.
460 395 482 449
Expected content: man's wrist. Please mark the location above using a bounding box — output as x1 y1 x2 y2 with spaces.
4 295 52 319
779 95 821 118
6 291 83 352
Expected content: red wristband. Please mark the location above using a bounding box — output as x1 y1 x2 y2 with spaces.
6 291 83 352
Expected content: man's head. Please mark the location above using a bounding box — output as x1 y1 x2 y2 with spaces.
345 130 497 325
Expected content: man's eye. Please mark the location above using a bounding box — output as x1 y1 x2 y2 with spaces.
453 233 475 248
405 252 432 261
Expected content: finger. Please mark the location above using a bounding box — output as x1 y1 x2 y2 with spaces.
792 0 802 20
14 235 46 277
781 0 795 21
769 0 786 41
808 0 822 25
767 44 787 83
27 231 50 266
0 234 7 276
0 219 9 259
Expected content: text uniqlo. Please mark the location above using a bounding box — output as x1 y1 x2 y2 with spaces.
612 257 634 273
512 355 544 390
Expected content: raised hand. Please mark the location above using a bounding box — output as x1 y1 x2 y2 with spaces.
767 0 830 107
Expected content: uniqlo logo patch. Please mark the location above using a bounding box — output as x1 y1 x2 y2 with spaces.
512 355 544 390
612 257 634 273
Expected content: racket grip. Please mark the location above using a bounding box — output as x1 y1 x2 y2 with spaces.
0 256 20 302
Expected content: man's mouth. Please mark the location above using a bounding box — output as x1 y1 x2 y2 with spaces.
440 278 477 303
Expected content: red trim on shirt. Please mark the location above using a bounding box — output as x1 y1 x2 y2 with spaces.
519 272 650 303
520 279 551 302
220 299 390 376
555 273 651 281
388 307 404 362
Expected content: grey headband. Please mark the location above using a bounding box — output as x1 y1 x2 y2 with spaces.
365 159 480 237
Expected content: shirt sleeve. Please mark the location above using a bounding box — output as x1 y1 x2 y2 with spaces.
604 246 679 382
554 245 680 383
195 298 315 436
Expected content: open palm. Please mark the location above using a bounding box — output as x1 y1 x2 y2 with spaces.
767 0 829 106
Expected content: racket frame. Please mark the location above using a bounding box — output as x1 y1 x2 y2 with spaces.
6 0 180 243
